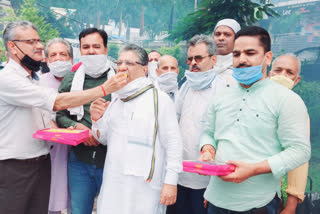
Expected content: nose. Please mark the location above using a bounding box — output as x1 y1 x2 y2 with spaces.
239 53 247 65
117 62 128 72
218 34 225 41
88 47 96 55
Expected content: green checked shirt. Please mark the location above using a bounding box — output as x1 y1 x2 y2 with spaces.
200 78 310 211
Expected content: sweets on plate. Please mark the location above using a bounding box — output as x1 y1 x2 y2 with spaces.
183 160 236 176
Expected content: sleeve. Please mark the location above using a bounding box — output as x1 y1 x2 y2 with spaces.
199 100 217 150
286 162 309 202
55 73 78 128
158 94 183 185
267 93 311 178
91 111 110 146
0 72 57 111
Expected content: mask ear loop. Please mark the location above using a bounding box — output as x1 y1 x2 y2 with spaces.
12 41 26 60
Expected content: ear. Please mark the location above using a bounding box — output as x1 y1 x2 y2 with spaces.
265 51 273 66
7 41 17 55
294 76 301 86
176 67 180 75
142 65 148 75
104 47 108 55
211 55 217 66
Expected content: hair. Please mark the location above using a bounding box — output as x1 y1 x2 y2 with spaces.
235 26 271 53
187 34 216 55
44 38 73 58
79 28 108 47
3 20 37 52
119 44 148 66
149 50 161 56
272 53 301 76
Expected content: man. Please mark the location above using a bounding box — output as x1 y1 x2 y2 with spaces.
155 55 179 100
173 35 226 214
148 50 162 81
0 21 125 214
56 28 116 214
212 18 240 86
90 44 182 214
270 54 308 214
199 26 310 213
41 38 74 214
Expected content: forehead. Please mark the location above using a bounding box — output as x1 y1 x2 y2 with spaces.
214 25 234 35
188 42 208 56
80 32 104 45
15 26 39 39
48 42 68 53
118 50 139 61
233 36 264 52
148 52 161 59
159 57 178 67
273 56 299 72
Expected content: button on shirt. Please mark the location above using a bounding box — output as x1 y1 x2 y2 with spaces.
200 79 310 211
0 59 57 160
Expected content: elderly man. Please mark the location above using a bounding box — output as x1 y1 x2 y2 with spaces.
56 28 115 214
173 35 226 214
148 50 162 81
200 26 310 214
155 55 179 100
212 18 240 86
0 21 125 214
270 54 308 214
90 44 182 214
40 38 74 214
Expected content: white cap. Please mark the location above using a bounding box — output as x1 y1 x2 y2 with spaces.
214 19 241 34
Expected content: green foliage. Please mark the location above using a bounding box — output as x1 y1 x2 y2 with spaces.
157 44 188 80
108 43 120 60
167 0 279 42
281 177 288 203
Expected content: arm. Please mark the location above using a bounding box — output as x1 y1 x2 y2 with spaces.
91 98 111 145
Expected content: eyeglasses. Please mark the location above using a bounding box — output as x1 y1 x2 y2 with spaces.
185 55 212 65
12 39 45 45
115 60 143 67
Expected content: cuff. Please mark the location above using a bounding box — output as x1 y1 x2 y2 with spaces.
267 155 285 179
199 133 216 152
164 170 179 186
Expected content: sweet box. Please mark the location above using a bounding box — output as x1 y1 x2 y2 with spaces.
33 128 89 146
183 160 236 176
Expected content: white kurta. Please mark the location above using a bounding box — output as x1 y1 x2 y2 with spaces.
92 85 182 214
215 53 238 86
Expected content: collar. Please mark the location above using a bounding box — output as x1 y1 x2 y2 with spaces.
7 58 33 79
239 78 269 92
121 84 154 102
216 53 233 67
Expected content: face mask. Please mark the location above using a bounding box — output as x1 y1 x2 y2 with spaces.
270 75 294 89
185 68 216 90
157 72 178 93
148 61 158 81
232 57 267 85
40 61 50 74
80 55 108 78
48 60 72 77
14 43 41 72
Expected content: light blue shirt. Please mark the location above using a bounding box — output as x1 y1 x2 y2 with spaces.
200 78 310 211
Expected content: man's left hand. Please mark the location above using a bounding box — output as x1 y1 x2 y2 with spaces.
160 184 177 206
219 160 255 183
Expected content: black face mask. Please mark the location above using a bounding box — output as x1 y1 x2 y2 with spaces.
14 43 41 72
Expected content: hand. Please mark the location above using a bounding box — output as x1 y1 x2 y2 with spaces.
160 184 177 206
90 98 110 122
280 195 298 214
219 160 254 183
50 120 58 129
198 144 215 162
102 72 127 94
204 199 208 208
74 123 100 147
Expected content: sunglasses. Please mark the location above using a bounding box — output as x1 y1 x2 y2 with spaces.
185 55 212 65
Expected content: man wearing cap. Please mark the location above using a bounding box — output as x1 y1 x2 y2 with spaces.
212 18 241 86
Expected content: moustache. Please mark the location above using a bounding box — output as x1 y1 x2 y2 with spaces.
192 65 200 70
33 50 42 54
236 63 250 68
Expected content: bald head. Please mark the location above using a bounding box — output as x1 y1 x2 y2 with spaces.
270 54 301 86
156 55 179 76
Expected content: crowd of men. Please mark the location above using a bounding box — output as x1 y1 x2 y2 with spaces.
0 18 310 214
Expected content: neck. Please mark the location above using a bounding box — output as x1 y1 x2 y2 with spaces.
54 76 63 82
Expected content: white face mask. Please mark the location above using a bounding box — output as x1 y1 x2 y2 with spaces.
270 75 295 89
80 55 109 78
48 60 72 77
157 72 178 93
147 61 158 81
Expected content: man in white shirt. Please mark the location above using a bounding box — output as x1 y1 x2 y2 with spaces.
212 18 241 86
90 44 182 214
0 20 126 214
173 35 226 214
155 55 179 100
148 50 162 81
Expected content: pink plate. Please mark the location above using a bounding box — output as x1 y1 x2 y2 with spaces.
183 160 236 176
33 128 89 146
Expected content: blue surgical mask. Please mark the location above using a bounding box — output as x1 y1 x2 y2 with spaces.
232 58 266 85
185 68 216 90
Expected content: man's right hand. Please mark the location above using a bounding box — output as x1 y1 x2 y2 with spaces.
90 98 110 122
102 72 127 94
74 123 100 147
199 144 216 162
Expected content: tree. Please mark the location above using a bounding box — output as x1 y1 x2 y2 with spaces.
167 0 278 42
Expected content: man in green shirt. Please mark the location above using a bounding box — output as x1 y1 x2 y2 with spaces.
56 28 115 214
199 26 310 213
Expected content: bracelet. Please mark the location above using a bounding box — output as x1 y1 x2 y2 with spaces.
100 85 106 97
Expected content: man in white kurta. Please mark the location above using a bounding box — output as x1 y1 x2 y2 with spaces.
91 44 182 214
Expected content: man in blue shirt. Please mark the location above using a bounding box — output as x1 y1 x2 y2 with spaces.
200 26 310 214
